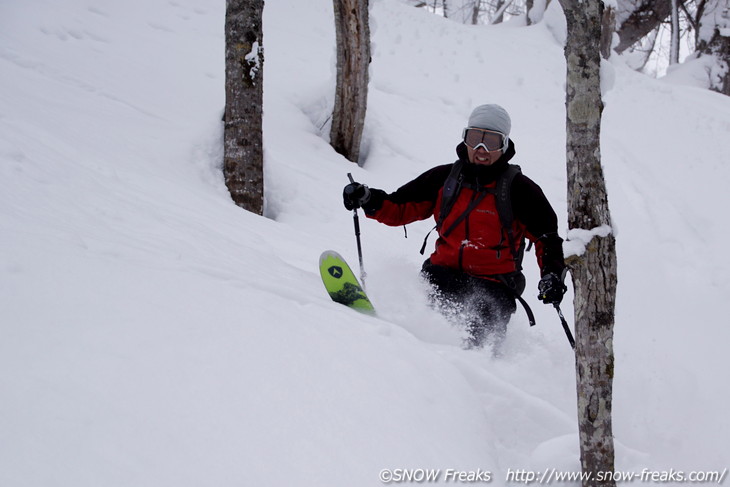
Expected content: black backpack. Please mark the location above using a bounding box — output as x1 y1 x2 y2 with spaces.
421 161 526 267
420 160 536 326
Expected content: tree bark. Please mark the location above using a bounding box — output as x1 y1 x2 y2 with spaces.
224 0 264 214
558 0 618 483
491 0 508 24
670 0 681 65
331 0 371 163
526 0 535 25
601 4 617 59
472 0 482 24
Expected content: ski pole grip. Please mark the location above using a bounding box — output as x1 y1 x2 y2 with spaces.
345 173 357 197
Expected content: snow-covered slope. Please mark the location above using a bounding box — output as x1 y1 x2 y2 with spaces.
2 0 729 485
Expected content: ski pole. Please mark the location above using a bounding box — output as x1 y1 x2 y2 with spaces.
346 173 366 287
553 303 576 350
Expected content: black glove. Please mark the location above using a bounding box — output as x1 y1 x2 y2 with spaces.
538 272 567 304
343 182 371 210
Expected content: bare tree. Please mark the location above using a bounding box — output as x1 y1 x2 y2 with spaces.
615 0 677 53
331 0 371 163
696 0 730 94
224 0 264 214
444 0 478 22
601 4 617 58
670 0 681 64
491 0 512 23
557 0 618 483
472 0 484 23
623 27 660 70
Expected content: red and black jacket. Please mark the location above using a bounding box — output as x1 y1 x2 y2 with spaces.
362 141 565 279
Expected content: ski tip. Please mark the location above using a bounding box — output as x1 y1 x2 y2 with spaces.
319 249 344 266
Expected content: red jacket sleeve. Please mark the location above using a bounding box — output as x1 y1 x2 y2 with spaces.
362 164 452 227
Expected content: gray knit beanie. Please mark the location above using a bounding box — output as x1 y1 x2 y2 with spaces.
467 104 511 135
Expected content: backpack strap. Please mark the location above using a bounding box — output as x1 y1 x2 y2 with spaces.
493 165 535 325
422 162 525 268
495 164 524 270
437 160 464 228
495 272 536 326
441 190 489 238
421 161 464 255
431 162 536 326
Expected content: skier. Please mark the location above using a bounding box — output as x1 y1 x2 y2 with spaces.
342 104 567 349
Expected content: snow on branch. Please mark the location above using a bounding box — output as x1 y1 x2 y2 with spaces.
564 224 613 257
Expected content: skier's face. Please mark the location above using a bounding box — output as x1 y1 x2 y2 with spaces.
467 145 502 166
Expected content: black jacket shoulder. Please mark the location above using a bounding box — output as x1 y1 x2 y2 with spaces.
363 163 452 214
510 172 558 239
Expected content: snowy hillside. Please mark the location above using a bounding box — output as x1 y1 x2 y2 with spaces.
2 0 729 485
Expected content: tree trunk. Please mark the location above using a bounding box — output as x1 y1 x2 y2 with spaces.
526 0 553 26
670 0 681 65
491 0 507 24
526 0 535 25
331 0 371 163
224 0 264 214
558 0 618 483
601 4 616 59
472 0 482 24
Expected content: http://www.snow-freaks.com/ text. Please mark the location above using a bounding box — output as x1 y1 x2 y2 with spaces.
377 467 728 484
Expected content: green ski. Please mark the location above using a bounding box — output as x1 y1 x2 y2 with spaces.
319 250 375 314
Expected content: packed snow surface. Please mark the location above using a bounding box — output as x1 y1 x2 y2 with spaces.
2 0 729 486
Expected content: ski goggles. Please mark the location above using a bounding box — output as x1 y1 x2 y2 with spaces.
462 127 507 152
